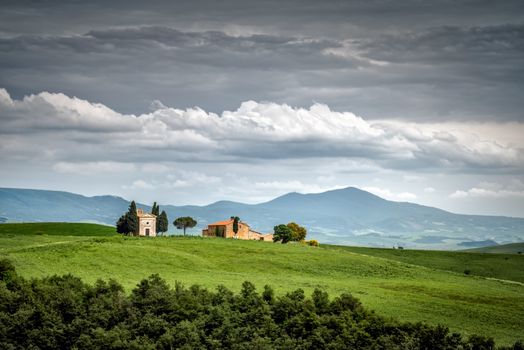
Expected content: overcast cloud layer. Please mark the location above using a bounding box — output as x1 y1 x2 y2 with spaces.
1 88 523 216
1 0 523 120
1 1 523 217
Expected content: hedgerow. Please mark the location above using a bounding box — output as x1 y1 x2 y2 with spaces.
0 258 520 349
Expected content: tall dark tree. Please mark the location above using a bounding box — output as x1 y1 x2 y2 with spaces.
151 202 160 234
173 217 197 236
158 210 169 235
273 224 292 243
116 201 139 235
231 216 240 238
116 214 128 234
125 201 139 235
151 202 159 216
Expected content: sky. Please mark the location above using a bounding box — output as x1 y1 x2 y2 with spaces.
0 0 523 217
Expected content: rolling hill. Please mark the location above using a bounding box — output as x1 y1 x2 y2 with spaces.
1 187 523 249
467 242 524 254
0 222 523 346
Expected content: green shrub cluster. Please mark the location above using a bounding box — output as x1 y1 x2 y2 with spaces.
0 259 521 349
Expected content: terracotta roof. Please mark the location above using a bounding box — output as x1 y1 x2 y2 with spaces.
208 219 233 226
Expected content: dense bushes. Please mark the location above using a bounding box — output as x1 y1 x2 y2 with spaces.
0 258 520 349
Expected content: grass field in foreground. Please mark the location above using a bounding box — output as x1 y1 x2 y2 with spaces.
1 223 523 346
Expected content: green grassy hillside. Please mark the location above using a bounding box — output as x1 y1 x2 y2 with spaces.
0 222 117 252
466 242 524 255
0 223 523 345
0 222 116 236
324 245 524 283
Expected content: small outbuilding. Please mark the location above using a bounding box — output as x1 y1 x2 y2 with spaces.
137 208 156 237
202 219 273 241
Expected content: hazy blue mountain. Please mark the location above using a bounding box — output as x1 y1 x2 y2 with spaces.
0 188 144 224
1 187 523 249
457 240 498 248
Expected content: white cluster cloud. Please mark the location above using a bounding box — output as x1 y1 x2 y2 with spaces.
424 187 436 193
0 89 137 133
450 180 524 199
123 170 222 191
53 161 137 174
362 186 418 201
1 88 523 173
253 180 338 194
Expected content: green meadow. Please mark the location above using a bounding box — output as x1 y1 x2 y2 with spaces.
467 242 524 255
1 223 523 346
324 244 524 283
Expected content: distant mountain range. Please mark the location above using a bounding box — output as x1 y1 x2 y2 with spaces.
1 187 523 250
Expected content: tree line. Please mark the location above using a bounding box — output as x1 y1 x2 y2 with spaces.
1 259 520 349
116 206 313 242
116 201 198 236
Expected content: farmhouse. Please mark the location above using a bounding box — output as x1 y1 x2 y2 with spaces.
202 219 273 241
137 208 156 237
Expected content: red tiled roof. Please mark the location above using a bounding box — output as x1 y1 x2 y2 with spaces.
208 219 233 226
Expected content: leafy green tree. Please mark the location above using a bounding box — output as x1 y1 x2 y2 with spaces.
287 222 307 241
116 214 128 235
273 224 292 243
116 201 139 235
0 258 17 282
0 260 510 349
231 216 240 237
158 210 169 235
173 217 197 236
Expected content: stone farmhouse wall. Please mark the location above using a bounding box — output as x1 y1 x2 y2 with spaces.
202 220 273 241
137 209 156 237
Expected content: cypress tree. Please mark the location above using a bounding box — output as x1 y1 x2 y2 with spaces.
158 210 168 235
151 202 159 216
231 216 240 237
152 202 160 234
125 201 139 235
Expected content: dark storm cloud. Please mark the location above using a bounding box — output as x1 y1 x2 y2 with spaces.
358 24 524 64
0 27 345 70
1 0 523 37
0 26 355 115
0 0 523 120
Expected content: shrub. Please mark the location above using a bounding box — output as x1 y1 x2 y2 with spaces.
273 224 292 243
307 240 319 247
0 258 16 282
0 260 511 349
